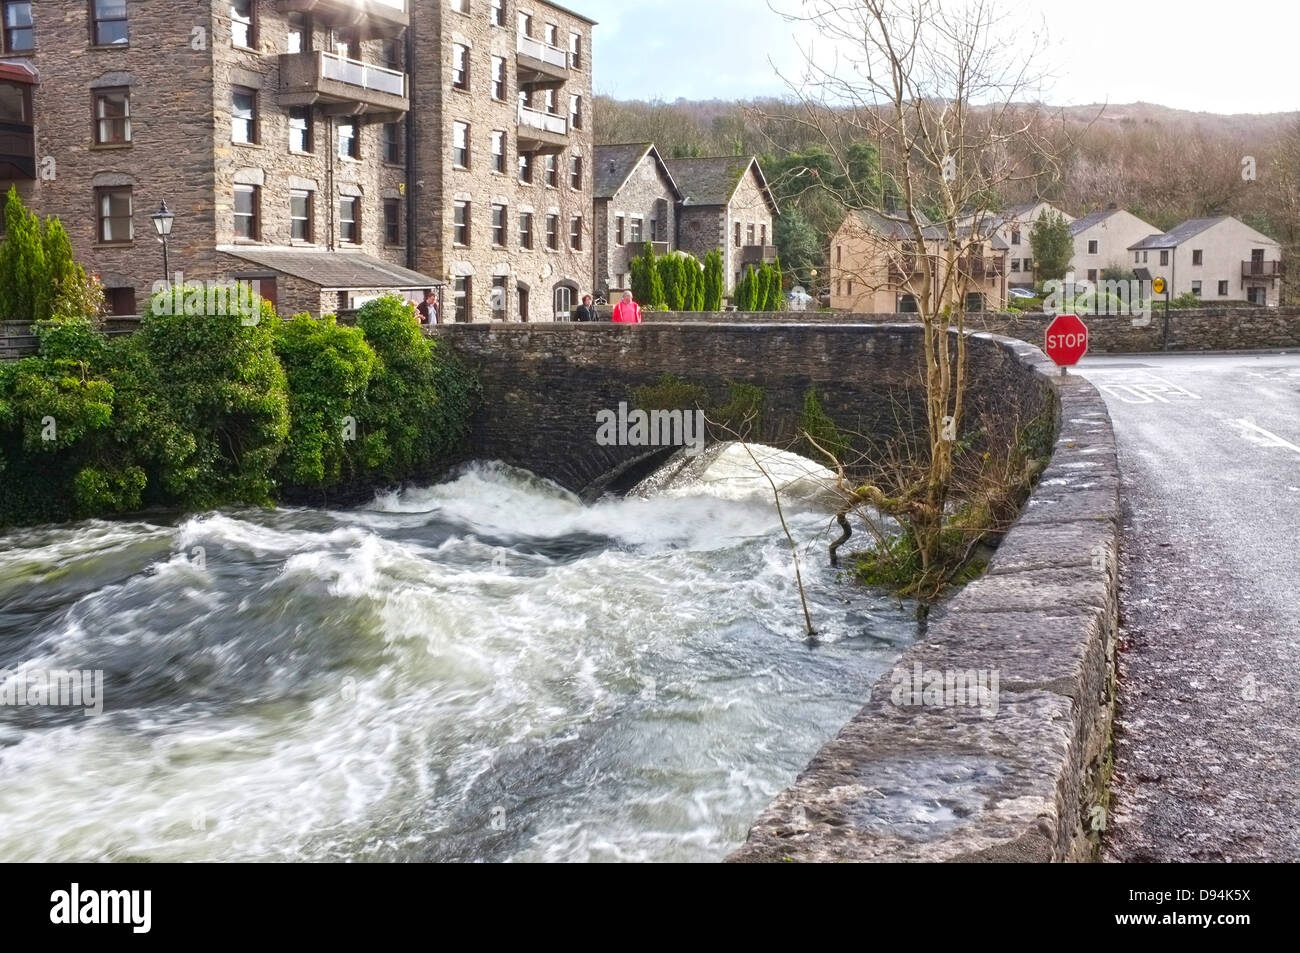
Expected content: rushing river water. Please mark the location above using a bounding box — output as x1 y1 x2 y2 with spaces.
0 448 917 862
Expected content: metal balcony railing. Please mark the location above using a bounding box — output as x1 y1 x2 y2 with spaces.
518 103 568 136
1242 259 1284 279
319 51 406 97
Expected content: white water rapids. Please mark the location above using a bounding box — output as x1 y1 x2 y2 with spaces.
0 445 916 862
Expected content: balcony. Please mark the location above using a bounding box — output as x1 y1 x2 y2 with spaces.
277 51 408 118
517 103 568 153
740 244 777 266
887 254 934 281
1242 259 1285 280
516 32 571 85
276 0 408 39
959 255 1004 279
0 121 34 180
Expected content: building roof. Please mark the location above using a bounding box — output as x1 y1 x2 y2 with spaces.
1068 207 1123 236
1128 216 1226 250
593 143 682 201
663 156 779 215
217 247 440 290
537 0 598 25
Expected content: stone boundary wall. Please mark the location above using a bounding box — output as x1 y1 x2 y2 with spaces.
730 335 1120 862
637 306 1300 353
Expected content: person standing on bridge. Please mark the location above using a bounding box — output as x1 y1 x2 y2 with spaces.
574 294 597 322
416 290 439 325
611 290 642 324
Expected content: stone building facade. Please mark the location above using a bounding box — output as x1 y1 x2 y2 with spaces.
667 156 778 296
592 142 680 298
0 0 595 321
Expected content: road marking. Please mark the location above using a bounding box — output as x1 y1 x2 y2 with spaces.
1096 375 1203 404
1235 420 1300 457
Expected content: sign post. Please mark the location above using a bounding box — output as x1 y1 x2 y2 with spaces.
1153 276 1171 351
1045 313 1089 375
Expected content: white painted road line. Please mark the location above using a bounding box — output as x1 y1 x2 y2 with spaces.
1235 419 1300 457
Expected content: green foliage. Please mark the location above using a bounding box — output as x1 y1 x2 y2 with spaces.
702 249 724 311
799 388 849 462
1168 292 1205 309
0 186 46 322
712 381 765 435
656 253 690 311
632 372 709 411
1030 210 1073 282
629 242 666 309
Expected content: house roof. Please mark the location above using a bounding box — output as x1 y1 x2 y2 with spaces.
1068 207 1123 236
217 247 440 290
663 156 779 215
852 209 1007 249
1128 216 1226 250
593 143 682 201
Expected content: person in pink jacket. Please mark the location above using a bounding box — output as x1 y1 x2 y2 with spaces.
611 290 642 324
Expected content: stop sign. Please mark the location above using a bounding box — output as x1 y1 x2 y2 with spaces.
1044 313 1089 367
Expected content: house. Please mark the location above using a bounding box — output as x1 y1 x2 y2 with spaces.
0 0 597 322
593 143 682 298
1128 216 1284 306
962 199 1073 289
1068 207 1159 281
829 209 1008 313
664 155 779 295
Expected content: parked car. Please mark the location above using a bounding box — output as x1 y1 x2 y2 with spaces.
786 288 815 311
1008 287 1036 300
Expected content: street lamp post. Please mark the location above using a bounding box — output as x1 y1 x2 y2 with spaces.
151 200 174 282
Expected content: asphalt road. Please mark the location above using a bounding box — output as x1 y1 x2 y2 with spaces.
1075 351 1300 862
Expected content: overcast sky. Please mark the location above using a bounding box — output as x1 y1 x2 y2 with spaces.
581 0 1297 115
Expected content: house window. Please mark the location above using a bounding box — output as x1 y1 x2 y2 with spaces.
454 276 471 322
1023 256 1033 272
648 217 657 242
451 0 469 12
545 23 557 46
96 186 132 243
491 56 506 100
339 196 359 243
570 216 582 251
629 218 642 243
1010 259 1020 272
835 246 841 264
382 122 402 163
337 117 358 159
1191 280 1202 296
380 38 400 71
492 276 507 321
569 154 582 190
734 222 741 247
517 12 531 37
1134 251 1140 263
105 286 136 316
544 154 557 188
290 190 313 242
760 223 767 246
554 285 573 321
1192 249 1203 265
1160 250 1169 266
545 214 558 250
453 121 469 168
490 0 505 27
1087 239 1098 254
569 32 582 68
384 198 400 245
94 88 130 145
286 12 310 53
452 43 469 90
746 223 755 245
847 279 853 294
1010 229 1021 246
91 0 128 46
3 2 33 51
231 0 255 49
491 204 507 247
1142 251 1148 263
1218 280 1229 296
543 88 557 115
454 201 470 246
231 88 257 143
836 279 842 296
289 107 313 152
1086 268 1097 282
233 184 260 240
491 130 506 174
570 94 582 130
518 150 533 184
615 216 625 245
519 212 533 249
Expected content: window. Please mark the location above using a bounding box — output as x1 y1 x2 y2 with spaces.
451 0 469 13
569 32 582 68
1192 249 1203 265
836 279 841 296
105 286 136 316
518 13 531 37
289 107 312 152
1134 251 1140 263
1010 229 1021 246
629 217 642 243
569 216 582 251
1218 280 1229 296
290 190 313 242
491 56 506 100
746 223 755 245
339 196 359 243
383 121 402 163
570 94 582 130
760 223 767 246
554 285 573 321
648 217 657 242
519 212 533 249
96 186 132 243
337 118 358 158
384 198 400 245
231 88 256 144
615 216 625 245
1023 256 1033 272
1159 250 1169 266
453 121 469 168
287 13 310 53
492 277 507 321
544 154 557 188
91 0 128 46
836 245 841 264
452 276 471 322
545 23 557 46
543 88 557 115
454 200 470 246
233 184 260 239
490 0 505 27
734 222 741 247
1010 259 1020 272
847 279 853 294
545 214 558 250
3 2 33 51
491 203 507 246
230 0 255 49
94 88 130 145
491 130 506 174
1088 240 1098 254
518 150 533 184
380 39 400 71
1191 281 1202 296
452 43 469 90
1141 251 1148 263
569 154 582 189
1086 268 1097 282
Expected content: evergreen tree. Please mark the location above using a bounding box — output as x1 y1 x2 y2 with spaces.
0 187 46 322
702 249 724 311
41 218 85 322
1030 210 1073 283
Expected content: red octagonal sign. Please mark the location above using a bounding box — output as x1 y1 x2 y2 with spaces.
1045 313 1089 367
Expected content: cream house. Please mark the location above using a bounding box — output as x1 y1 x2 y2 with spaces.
1128 216 1284 306
962 199 1073 289
1069 207 1159 281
